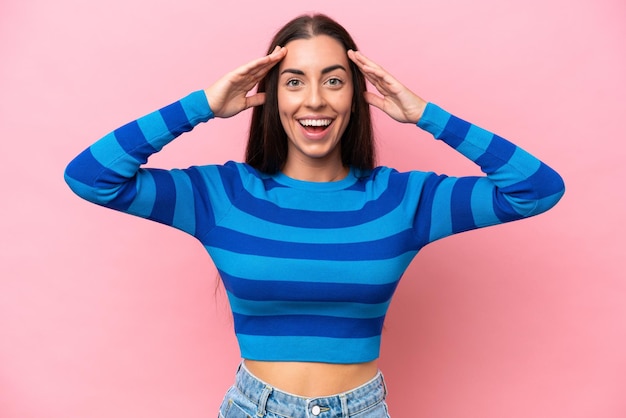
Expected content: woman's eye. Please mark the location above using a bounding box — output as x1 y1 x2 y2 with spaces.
286 79 302 87
326 77 343 87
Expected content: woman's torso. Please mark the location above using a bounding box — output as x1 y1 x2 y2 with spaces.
243 359 380 397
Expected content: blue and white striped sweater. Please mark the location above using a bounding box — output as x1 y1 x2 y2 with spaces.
65 90 564 363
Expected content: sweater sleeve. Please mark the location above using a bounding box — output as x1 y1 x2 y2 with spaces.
64 91 216 236
412 103 565 244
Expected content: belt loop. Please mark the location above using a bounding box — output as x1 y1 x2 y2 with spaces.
256 385 273 417
340 393 349 418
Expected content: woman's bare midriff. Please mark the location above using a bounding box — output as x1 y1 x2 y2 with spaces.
243 359 379 397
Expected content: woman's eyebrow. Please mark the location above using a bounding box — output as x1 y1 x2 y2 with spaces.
321 64 348 74
280 65 348 76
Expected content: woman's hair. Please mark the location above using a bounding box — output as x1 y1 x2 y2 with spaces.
245 14 375 173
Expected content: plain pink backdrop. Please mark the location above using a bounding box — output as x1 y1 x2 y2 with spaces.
1 0 625 417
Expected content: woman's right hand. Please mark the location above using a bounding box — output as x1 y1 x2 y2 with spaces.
204 46 286 118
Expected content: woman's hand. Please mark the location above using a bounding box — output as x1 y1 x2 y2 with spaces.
348 50 427 124
204 46 287 118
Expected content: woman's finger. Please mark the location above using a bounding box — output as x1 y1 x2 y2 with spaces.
349 49 426 123
239 46 286 79
363 91 385 110
245 92 266 109
349 50 399 95
206 47 286 118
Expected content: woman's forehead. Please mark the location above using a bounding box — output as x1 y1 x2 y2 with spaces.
279 35 349 71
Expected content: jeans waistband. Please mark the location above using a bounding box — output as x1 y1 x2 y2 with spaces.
234 362 387 417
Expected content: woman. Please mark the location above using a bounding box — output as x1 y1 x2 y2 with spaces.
65 14 564 418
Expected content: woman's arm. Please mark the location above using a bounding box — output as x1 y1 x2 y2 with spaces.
413 104 564 243
64 91 214 234
348 50 565 243
64 47 287 235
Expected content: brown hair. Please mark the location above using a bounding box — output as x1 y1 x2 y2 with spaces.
245 14 375 173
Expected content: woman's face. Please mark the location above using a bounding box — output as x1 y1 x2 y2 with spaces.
277 35 353 169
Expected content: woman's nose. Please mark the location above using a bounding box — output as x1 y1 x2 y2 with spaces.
304 86 326 109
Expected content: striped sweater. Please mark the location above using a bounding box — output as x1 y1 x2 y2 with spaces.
64 90 564 363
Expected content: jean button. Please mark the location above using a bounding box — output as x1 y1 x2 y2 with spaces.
311 405 321 416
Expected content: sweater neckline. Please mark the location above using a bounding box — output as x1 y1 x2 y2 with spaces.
271 167 358 191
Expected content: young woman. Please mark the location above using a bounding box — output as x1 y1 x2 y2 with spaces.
65 14 564 418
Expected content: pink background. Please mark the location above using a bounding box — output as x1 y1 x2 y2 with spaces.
1 0 625 417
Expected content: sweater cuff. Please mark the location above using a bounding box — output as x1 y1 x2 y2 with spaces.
416 102 451 139
180 90 215 125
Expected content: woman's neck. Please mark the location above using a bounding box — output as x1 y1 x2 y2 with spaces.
281 158 349 182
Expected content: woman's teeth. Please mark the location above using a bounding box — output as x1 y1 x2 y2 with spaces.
299 119 332 127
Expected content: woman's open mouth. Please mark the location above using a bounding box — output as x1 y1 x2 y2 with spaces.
298 118 333 134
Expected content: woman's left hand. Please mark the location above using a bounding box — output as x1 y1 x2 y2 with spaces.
348 50 427 124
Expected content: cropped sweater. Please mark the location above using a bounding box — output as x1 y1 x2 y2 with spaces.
65 90 565 363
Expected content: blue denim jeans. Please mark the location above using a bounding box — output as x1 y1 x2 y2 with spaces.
218 363 391 418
